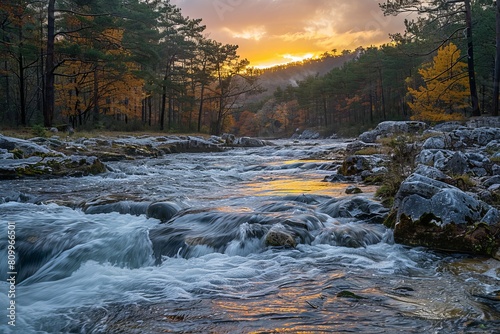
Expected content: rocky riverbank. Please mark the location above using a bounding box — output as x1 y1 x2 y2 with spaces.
326 118 500 260
0 133 274 179
2 120 499 260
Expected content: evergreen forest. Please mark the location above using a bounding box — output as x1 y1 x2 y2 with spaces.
1 0 499 137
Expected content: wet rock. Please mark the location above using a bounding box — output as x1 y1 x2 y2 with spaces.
323 174 350 183
146 202 182 222
338 155 386 177
298 129 321 140
84 201 151 215
0 148 13 159
392 173 500 259
314 223 386 248
221 133 235 144
233 137 272 147
265 225 297 247
345 185 362 194
319 196 389 224
0 155 106 179
0 134 56 157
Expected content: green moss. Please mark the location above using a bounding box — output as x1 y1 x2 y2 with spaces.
9 148 24 159
452 174 475 191
88 160 107 175
354 147 380 155
383 210 397 228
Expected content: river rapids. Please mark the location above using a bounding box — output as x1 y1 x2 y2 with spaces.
0 139 499 333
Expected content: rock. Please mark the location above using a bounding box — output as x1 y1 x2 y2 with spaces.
298 129 321 140
0 155 106 179
0 148 13 159
358 121 428 143
358 129 379 143
413 164 452 182
323 174 349 183
466 116 500 128
339 155 386 177
146 202 181 222
265 225 297 247
482 175 500 188
392 173 500 258
345 185 362 194
221 133 235 145
319 196 389 224
233 137 270 147
451 127 500 147
422 136 447 150
84 201 151 215
0 134 57 157
345 140 380 155
444 151 469 175
431 121 465 132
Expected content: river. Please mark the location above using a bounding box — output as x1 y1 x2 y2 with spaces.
0 139 499 333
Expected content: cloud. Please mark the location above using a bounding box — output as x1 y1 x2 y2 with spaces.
171 0 406 66
223 26 267 41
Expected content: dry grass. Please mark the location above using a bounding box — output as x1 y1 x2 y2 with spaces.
1 127 210 140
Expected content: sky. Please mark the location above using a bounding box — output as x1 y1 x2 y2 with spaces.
171 0 408 68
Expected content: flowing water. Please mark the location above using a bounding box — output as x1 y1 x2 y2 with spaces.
0 139 499 333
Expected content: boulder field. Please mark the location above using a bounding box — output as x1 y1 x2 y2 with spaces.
328 118 500 259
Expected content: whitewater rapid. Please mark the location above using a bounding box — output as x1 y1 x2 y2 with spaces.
0 139 498 333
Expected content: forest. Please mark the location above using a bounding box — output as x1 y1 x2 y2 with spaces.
0 0 499 137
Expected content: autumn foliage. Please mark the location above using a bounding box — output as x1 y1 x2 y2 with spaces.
407 43 468 122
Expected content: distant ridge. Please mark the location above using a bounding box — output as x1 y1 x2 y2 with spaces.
249 53 357 99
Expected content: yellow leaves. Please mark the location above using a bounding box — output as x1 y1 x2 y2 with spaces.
55 27 145 120
407 42 468 122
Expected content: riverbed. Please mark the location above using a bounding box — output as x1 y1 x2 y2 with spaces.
0 139 499 333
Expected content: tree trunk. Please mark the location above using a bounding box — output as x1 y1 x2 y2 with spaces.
18 43 26 126
493 0 500 116
464 0 480 117
43 0 55 127
197 84 205 132
93 67 99 123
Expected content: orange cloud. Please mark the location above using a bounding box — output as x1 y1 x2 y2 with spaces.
171 0 406 67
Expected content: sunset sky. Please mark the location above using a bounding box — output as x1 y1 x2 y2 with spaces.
171 0 408 68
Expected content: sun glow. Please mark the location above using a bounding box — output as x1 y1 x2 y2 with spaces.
252 53 321 69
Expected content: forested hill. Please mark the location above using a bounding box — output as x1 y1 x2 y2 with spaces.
250 52 358 99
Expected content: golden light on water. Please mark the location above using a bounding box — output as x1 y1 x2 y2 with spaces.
244 177 348 197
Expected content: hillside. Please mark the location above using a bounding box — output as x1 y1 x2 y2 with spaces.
249 52 358 101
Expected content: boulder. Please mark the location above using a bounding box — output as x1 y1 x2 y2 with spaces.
146 202 181 222
345 185 362 194
358 121 428 143
319 196 389 224
265 225 297 247
392 173 500 259
422 135 447 150
233 137 270 147
0 134 57 157
338 155 386 177
0 155 106 179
